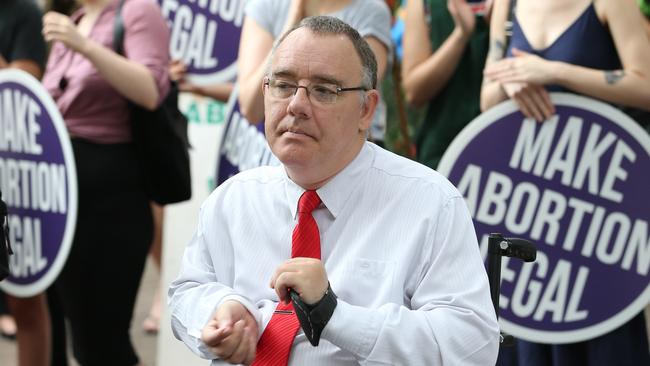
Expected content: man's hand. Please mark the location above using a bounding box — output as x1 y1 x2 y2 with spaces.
0 55 7 68
201 300 258 365
270 257 328 305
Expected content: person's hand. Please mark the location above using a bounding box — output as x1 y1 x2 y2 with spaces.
0 55 7 68
448 0 476 38
501 81 555 122
169 59 198 92
271 257 328 305
483 0 495 23
169 59 187 82
201 300 258 365
484 48 556 85
42 12 90 54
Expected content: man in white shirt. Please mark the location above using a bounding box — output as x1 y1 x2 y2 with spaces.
169 15 499 366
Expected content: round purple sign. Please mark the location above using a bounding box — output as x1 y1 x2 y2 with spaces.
438 93 650 344
159 0 246 84
0 70 77 297
215 86 279 185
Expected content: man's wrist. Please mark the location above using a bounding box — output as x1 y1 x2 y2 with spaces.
291 283 338 346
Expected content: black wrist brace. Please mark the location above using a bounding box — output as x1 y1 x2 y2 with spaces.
289 283 338 346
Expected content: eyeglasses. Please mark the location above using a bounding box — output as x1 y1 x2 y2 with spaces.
263 77 368 104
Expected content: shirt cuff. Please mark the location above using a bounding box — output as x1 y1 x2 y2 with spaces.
320 300 385 358
219 294 264 329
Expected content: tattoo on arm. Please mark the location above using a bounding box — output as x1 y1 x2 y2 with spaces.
488 40 505 61
484 40 506 85
604 70 625 85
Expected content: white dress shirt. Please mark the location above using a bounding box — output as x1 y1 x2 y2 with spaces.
169 142 500 365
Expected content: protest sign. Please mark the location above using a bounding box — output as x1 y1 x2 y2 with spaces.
438 93 650 343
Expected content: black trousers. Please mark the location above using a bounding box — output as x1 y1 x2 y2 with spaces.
52 139 152 366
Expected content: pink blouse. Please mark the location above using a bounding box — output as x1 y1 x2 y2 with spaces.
42 0 170 144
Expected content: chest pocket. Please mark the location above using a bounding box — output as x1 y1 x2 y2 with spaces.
339 258 397 308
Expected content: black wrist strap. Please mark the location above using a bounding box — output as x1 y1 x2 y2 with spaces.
290 283 338 347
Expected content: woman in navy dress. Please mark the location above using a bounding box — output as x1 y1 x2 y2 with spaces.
481 1 650 365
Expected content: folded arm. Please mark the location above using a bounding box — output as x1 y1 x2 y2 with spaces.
322 197 500 365
168 227 266 360
482 0 650 116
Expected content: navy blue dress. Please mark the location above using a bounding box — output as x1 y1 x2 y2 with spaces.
496 3 650 366
507 3 621 90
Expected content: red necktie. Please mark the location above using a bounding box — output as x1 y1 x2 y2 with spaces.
252 191 321 366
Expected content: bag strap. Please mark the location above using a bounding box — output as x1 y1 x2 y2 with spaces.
503 0 517 58
113 0 126 55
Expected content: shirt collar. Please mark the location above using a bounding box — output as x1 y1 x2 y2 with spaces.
285 142 375 219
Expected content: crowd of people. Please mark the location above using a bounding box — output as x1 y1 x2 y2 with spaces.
1 0 649 365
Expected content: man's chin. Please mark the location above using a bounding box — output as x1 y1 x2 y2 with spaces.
273 146 314 168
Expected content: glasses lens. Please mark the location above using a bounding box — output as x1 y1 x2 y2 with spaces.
309 84 338 104
269 80 296 99
267 79 341 104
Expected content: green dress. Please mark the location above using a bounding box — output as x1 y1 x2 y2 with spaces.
415 0 489 168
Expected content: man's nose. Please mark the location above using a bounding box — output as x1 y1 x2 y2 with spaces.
287 86 311 117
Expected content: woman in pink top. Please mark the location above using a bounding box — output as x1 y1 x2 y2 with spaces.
41 0 169 365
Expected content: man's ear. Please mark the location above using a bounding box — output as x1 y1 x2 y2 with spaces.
358 89 379 131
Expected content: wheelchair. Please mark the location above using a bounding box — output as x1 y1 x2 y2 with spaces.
486 233 537 346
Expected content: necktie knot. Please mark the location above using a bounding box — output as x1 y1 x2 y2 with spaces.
298 190 321 214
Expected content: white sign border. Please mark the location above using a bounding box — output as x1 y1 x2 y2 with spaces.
0 69 78 298
438 92 650 344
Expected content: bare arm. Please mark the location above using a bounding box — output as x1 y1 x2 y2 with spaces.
81 41 160 110
479 0 509 111
43 11 160 110
366 36 389 83
237 1 306 123
553 0 650 110
480 0 554 121
483 0 650 111
187 83 234 104
169 60 233 103
402 0 475 107
235 16 275 123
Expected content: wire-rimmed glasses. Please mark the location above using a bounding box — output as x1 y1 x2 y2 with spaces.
263 77 368 104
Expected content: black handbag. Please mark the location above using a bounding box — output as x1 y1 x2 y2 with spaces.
0 191 13 281
113 0 192 205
